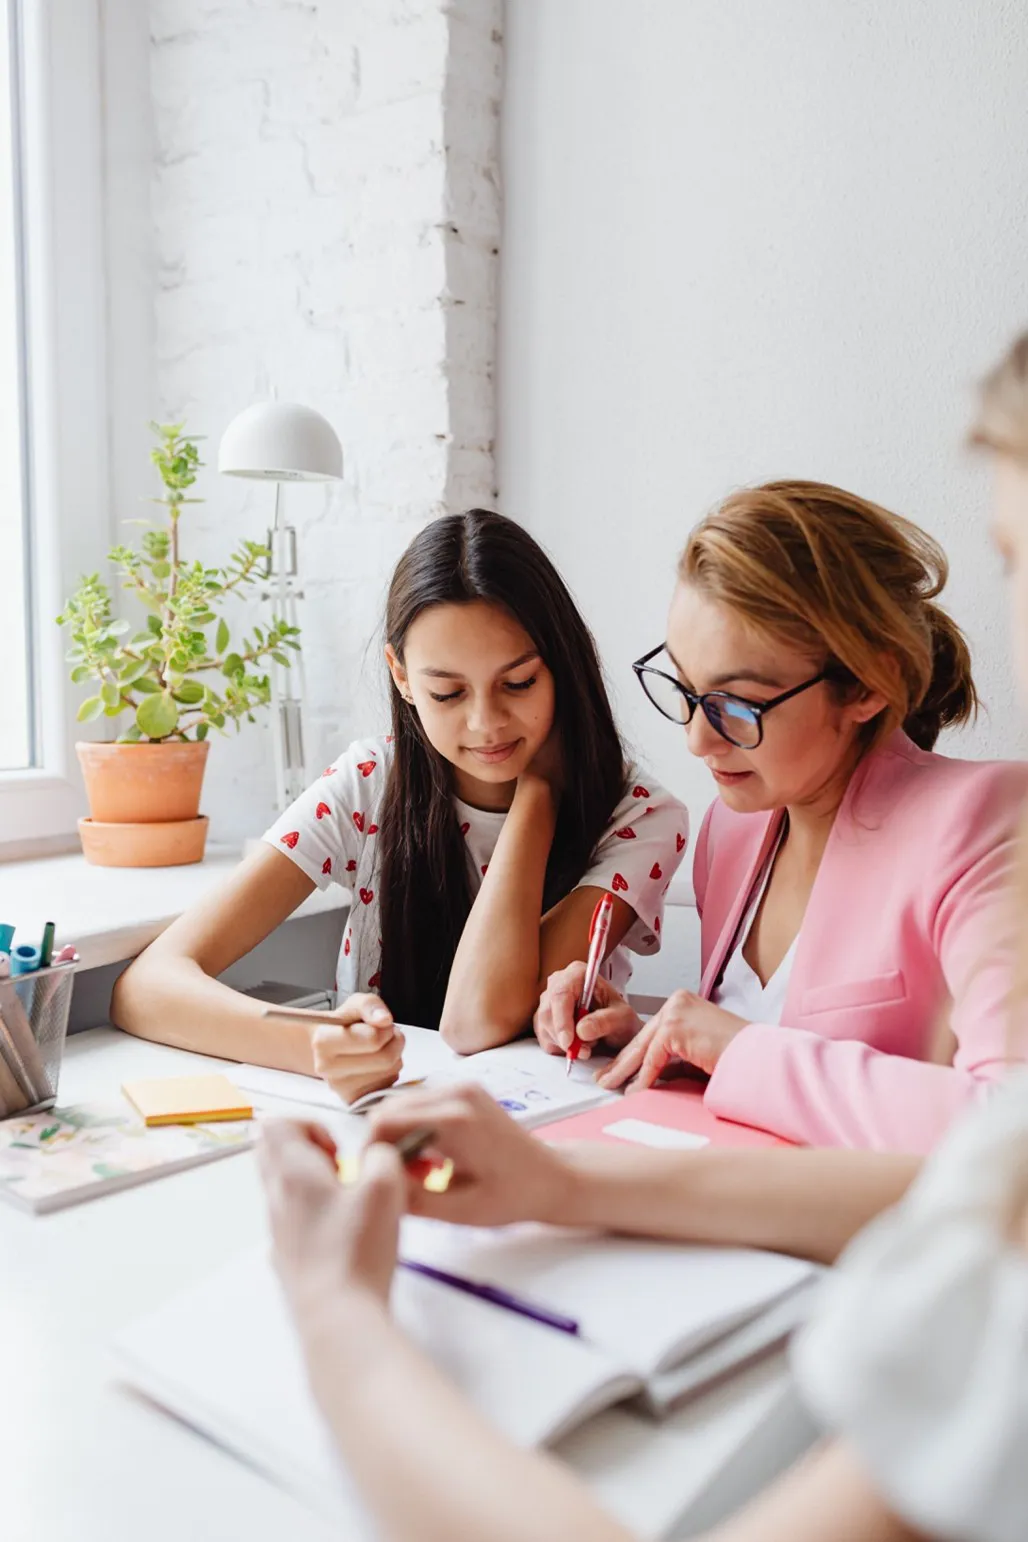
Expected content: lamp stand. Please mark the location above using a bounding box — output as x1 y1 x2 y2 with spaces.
264 483 308 810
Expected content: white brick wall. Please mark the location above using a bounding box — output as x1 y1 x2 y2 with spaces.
145 0 502 840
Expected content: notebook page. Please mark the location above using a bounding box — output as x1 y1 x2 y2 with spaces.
402 1218 819 1379
115 1249 637 1517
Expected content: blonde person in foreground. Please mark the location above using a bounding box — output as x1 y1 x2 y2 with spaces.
258 331 1028 1542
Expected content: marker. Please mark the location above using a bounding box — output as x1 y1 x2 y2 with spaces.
10 944 41 977
338 1126 451 1191
567 891 615 1075
39 921 55 969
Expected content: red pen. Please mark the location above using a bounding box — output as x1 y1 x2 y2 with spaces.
567 891 615 1075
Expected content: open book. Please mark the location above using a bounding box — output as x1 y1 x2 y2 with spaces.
115 1222 821 1519
234 1023 617 1129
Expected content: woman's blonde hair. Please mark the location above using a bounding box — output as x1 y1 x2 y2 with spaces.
969 333 1028 464
679 480 978 752
972 333 1028 1025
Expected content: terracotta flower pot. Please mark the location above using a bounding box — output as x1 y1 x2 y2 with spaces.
75 741 211 867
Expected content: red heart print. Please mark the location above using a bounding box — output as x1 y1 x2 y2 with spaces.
321 766 334 778
460 822 470 837
385 734 394 743
344 934 351 956
315 801 330 820
612 873 629 893
346 858 357 873
676 832 686 853
368 971 381 989
614 827 636 840
367 823 378 835
654 916 661 934
642 932 657 946
645 806 655 814
650 862 662 880
322 858 332 876
357 760 376 778
352 811 365 833
359 888 374 905
632 785 650 799
280 831 299 849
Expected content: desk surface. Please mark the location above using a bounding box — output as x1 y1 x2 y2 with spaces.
0 1028 817 1542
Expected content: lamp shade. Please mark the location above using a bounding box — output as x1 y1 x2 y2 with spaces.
218 401 343 482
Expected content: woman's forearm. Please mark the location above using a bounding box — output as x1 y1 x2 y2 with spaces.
300 1291 635 1542
546 1144 919 1265
441 778 557 1052
112 948 315 1072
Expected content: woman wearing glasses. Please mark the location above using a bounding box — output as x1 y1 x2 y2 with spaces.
537 480 1028 1150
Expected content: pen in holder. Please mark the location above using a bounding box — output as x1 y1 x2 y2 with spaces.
0 963 76 1118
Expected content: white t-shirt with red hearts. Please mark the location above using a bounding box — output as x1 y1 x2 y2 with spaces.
263 735 689 1005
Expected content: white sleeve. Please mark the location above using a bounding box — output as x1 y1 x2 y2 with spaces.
577 772 689 956
792 1076 1028 1542
261 738 385 892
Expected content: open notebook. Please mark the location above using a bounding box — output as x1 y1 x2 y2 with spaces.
115 1222 821 1519
234 1024 617 1129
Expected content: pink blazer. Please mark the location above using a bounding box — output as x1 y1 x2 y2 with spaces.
695 731 1028 1151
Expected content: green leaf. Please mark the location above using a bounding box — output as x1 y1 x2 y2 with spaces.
215 619 230 653
70 664 93 683
108 619 131 636
151 561 171 580
77 695 104 723
101 680 121 708
271 650 290 667
130 631 155 647
146 615 162 637
195 722 209 741
117 723 143 743
133 676 160 694
222 652 244 679
172 680 204 704
119 659 150 684
136 691 179 740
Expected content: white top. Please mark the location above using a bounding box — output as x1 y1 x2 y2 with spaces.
263 736 689 1001
712 831 797 1026
793 1072 1028 1542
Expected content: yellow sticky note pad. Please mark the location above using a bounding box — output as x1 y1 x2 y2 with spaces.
122 1074 252 1127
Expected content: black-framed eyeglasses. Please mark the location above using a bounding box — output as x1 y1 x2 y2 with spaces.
632 645 827 750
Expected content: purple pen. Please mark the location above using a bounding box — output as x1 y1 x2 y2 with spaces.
400 1258 581 1337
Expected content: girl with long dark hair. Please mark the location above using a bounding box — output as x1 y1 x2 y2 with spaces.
113 511 686 1098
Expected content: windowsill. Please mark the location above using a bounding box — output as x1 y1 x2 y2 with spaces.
0 845 348 970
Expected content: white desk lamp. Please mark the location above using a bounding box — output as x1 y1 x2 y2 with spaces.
218 401 343 811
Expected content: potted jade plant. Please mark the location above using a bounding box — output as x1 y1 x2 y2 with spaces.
57 422 300 867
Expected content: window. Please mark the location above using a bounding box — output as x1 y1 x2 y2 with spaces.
0 0 110 854
0 0 31 772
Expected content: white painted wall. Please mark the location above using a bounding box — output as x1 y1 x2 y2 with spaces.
498 0 1028 834
98 0 501 844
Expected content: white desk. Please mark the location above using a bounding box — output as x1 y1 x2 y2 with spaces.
0 1029 818 1542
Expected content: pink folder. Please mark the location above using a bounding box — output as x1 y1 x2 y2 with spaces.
538 1082 796 1149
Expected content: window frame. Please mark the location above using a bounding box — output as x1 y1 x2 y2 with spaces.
0 0 111 857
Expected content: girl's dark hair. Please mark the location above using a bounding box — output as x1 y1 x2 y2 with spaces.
378 510 627 1029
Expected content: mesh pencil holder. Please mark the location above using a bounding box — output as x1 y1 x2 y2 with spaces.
0 964 76 1119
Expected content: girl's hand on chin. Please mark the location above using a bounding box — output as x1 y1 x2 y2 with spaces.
520 726 565 797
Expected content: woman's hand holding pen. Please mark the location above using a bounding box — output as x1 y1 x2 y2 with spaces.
534 960 643 1060
259 1120 404 1313
368 1083 568 1228
310 994 406 1106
